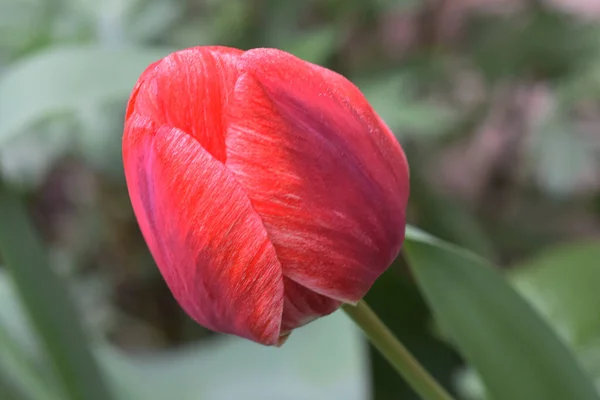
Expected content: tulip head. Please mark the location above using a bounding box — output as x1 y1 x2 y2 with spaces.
123 46 410 345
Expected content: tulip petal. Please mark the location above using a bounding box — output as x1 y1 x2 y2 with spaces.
126 46 243 163
225 49 410 303
281 278 341 336
123 114 284 345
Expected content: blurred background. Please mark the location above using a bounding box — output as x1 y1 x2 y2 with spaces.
0 0 600 399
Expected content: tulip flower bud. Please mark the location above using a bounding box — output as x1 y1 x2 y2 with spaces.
122 46 410 345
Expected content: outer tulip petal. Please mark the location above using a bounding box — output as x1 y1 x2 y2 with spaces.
123 114 284 345
224 49 410 303
126 46 243 162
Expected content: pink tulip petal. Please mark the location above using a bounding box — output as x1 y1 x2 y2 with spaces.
224 49 410 303
127 46 243 163
280 278 341 335
123 114 284 345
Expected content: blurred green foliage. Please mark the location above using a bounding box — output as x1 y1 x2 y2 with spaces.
0 0 600 399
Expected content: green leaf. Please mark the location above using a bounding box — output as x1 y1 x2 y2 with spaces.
0 45 172 145
510 241 600 348
510 241 600 370
0 322 61 400
456 240 600 400
365 268 461 399
0 270 60 400
403 226 599 400
0 186 115 400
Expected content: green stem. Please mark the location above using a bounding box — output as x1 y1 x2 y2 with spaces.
343 300 455 400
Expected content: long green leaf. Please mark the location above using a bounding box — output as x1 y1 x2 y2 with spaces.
456 240 600 400
510 240 600 350
0 322 62 400
0 185 115 400
0 45 172 145
403 226 599 400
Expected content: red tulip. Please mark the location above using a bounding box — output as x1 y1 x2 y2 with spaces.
122 46 410 346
